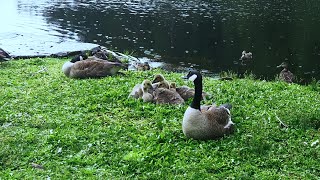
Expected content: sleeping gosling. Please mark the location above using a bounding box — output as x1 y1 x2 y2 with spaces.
153 82 184 105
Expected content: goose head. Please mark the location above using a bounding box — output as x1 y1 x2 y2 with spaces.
277 62 289 69
72 54 88 62
183 70 202 84
62 54 88 76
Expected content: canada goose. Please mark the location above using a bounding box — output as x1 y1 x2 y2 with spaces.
141 80 154 102
182 71 234 140
277 62 294 83
153 82 184 105
152 74 170 89
62 55 127 78
0 48 11 63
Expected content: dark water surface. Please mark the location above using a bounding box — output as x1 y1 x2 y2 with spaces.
1 0 320 80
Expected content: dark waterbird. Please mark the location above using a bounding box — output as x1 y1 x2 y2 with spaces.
277 62 294 83
0 48 11 63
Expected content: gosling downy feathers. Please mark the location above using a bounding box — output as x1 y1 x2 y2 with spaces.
133 61 151 71
128 80 154 100
128 84 143 99
175 85 195 101
152 74 170 89
141 80 154 102
152 80 170 89
277 62 294 83
182 71 234 140
153 82 184 105
62 55 126 78
175 85 211 101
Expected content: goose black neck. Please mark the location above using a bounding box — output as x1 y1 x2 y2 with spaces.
190 75 202 111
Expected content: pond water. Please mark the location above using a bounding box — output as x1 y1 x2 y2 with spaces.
1 0 320 80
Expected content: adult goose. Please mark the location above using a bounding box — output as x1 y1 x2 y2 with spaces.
182 71 235 140
62 55 127 78
277 62 294 83
0 48 11 63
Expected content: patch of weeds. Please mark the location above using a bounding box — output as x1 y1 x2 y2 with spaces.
0 58 319 179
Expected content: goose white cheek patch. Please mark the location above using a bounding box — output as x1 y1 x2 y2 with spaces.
188 74 197 82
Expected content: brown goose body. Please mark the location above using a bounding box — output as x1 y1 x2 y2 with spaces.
62 58 126 78
176 86 195 101
277 62 294 83
183 106 234 140
176 86 210 101
153 88 184 105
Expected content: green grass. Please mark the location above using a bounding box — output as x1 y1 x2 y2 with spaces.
0 58 319 179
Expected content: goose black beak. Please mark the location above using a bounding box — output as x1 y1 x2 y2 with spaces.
182 76 188 80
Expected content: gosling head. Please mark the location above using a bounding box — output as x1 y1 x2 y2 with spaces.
169 82 177 89
152 74 165 83
142 80 153 91
156 81 170 89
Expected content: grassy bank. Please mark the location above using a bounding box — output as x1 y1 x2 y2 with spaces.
0 58 319 179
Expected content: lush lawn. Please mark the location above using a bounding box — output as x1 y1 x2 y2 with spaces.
0 58 319 179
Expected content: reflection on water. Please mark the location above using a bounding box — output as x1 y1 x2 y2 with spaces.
0 0 319 80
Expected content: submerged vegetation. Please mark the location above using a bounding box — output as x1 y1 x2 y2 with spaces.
0 58 319 179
